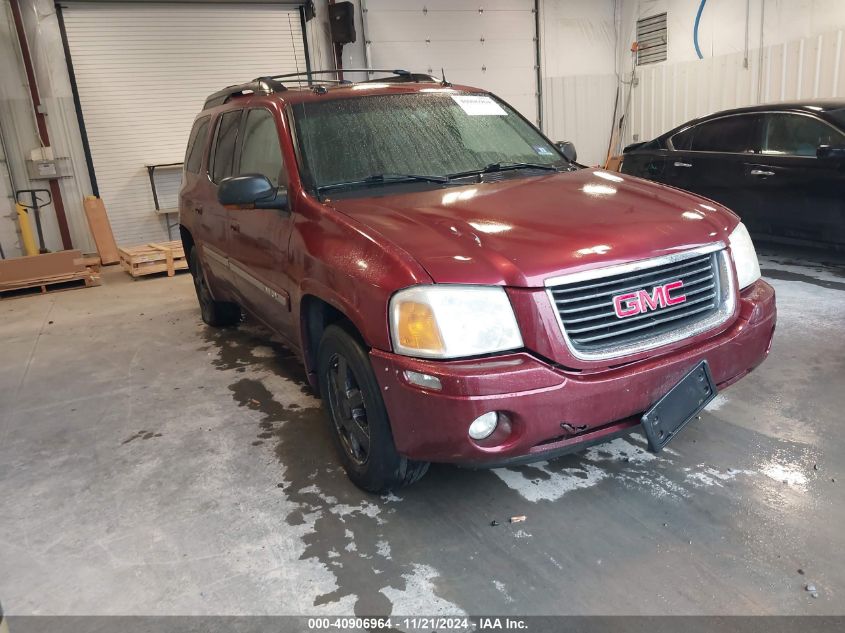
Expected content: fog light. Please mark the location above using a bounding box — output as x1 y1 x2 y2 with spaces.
403 370 442 391
468 411 499 440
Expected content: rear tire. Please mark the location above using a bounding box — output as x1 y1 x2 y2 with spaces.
317 322 429 492
189 247 240 327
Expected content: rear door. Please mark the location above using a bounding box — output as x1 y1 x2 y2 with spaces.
743 112 845 245
662 114 761 220
180 115 211 241
226 105 295 337
201 109 243 288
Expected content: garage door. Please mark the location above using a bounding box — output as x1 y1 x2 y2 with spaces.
62 2 307 246
362 0 539 125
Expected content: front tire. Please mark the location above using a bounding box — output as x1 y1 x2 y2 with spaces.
317 323 429 492
189 247 240 327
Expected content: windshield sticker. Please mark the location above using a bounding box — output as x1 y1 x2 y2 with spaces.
451 95 507 116
534 146 554 156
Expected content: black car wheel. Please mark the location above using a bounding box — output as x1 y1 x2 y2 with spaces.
317 323 429 492
189 247 240 327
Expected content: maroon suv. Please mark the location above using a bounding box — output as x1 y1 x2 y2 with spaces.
179 71 776 492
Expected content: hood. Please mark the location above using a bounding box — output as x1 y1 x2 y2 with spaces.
327 169 739 287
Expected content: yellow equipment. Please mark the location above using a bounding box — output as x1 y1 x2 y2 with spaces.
16 202 39 256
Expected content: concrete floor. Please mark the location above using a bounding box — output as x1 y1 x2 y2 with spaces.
0 247 843 616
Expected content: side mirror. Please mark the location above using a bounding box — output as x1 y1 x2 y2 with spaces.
556 141 577 163
817 145 845 161
218 174 288 211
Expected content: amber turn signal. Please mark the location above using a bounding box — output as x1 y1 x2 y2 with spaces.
395 301 445 353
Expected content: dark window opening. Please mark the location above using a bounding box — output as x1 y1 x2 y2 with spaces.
210 110 242 183
238 109 285 187
185 116 210 174
761 113 845 157
688 116 756 153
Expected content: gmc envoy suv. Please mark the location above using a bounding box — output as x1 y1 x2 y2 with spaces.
179 70 776 492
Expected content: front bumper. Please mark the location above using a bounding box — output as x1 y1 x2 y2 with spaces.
370 279 776 465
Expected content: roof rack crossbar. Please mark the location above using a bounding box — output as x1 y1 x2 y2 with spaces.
266 68 413 81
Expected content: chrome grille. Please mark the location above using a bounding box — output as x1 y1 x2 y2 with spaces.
546 246 735 360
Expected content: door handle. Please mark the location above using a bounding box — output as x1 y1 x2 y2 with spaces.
749 169 775 177
674 161 693 168
230 222 240 233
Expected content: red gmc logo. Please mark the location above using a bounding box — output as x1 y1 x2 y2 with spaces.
613 281 687 318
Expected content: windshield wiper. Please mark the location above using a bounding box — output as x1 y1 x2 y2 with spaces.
446 161 562 180
318 173 449 193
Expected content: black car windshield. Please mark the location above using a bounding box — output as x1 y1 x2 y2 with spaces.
291 91 565 191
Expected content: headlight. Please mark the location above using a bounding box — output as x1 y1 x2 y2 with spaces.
389 285 523 359
728 222 761 290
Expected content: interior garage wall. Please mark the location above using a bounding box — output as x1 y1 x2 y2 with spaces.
61 2 307 246
618 0 845 147
0 0 94 254
538 0 617 166
0 0 335 257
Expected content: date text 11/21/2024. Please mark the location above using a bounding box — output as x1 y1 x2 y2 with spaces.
306 616 527 630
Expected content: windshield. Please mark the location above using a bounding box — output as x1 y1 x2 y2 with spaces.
291 92 565 191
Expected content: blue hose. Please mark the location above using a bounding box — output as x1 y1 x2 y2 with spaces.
693 0 707 59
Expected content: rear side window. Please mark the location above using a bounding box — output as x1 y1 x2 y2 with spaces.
761 113 845 156
670 127 694 150
689 116 756 153
238 109 284 187
184 117 210 173
210 110 242 183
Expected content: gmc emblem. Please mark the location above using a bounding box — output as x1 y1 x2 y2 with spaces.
613 280 686 318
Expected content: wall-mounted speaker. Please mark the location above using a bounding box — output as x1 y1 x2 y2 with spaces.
329 2 356 45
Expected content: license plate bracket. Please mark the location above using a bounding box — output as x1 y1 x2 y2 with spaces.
641 360 717 453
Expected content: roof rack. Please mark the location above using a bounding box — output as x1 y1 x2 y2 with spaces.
203 69 441 109
360 72 440 84
203 77 286 109
265 68 435 84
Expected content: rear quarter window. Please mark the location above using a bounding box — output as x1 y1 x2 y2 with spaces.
184 117 210 173
670 127 694 150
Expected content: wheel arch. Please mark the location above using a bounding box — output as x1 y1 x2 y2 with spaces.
299 290 373 392
180 224 195 262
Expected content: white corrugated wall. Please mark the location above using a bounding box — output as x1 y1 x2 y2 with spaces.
627 27 845 146
61 2 307 246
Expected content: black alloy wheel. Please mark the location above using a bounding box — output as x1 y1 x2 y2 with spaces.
326 352 371 466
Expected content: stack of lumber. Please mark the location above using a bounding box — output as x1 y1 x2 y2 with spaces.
0 250 101 298
118 240 188 278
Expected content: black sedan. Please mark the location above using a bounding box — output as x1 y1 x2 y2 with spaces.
620 101 845 250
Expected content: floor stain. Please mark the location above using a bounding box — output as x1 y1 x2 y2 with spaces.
761 268 845 291
200 319 425 616
121 430 163 445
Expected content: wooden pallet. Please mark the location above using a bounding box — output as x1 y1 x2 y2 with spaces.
118 240 188 278
0 268 101 299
